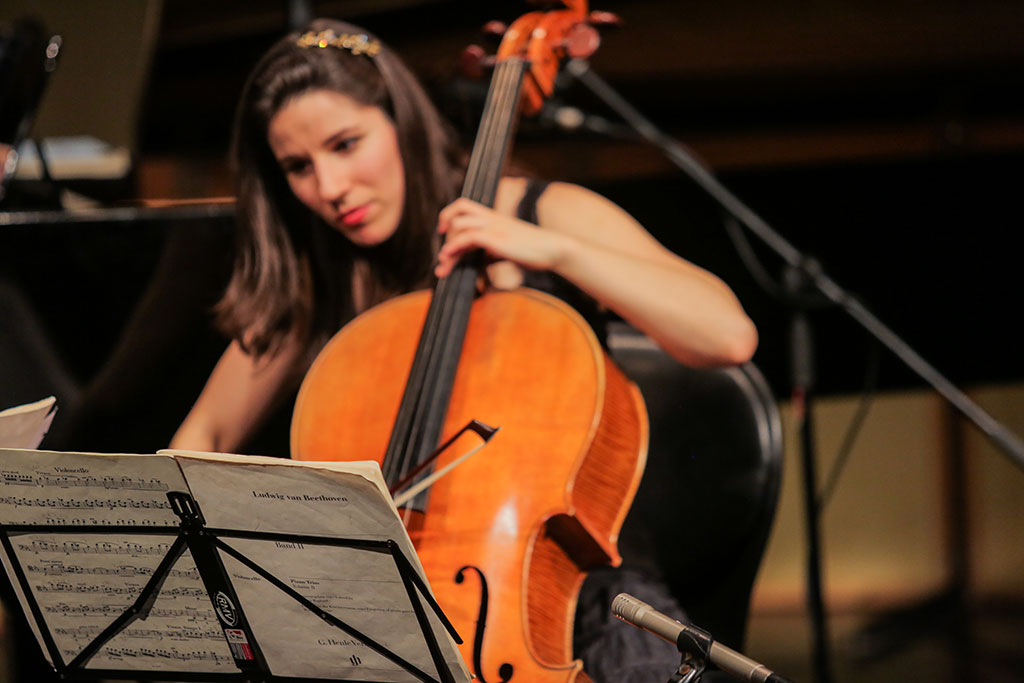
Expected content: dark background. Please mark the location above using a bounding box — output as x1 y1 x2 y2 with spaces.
3 0 1024 454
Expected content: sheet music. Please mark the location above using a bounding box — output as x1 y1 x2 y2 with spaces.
11 534 235 672
0 397 57 448
173 454 468 682
0 449 233 673
0 448 470 681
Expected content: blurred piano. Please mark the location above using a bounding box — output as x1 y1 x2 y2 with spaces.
0 6 247 459
0 201 236 452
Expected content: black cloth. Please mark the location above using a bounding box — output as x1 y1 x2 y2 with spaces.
575 568 693 683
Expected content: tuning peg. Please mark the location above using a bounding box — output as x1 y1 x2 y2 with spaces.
564 23 600 59
459 44 495 79
588 11 622 27
482 21 507 38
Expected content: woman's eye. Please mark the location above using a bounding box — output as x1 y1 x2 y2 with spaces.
282 160 310 176
335 136 360 152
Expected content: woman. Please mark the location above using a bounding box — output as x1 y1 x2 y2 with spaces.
171 18 757 682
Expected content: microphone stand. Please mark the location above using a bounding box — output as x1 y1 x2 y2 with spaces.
784 262 833 683
563 57 1024 683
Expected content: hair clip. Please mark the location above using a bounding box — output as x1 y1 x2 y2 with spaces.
296 30 381 57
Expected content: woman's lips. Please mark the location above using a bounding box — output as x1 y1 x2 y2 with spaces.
339 204 370 227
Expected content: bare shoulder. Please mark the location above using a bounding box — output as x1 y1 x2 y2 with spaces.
537 181 625 225
536 181 671 258
494 178 623 225
494 178 666 258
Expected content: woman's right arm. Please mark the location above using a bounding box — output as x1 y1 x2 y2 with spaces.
169 338 305 453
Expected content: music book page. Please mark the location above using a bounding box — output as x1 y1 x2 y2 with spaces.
0 447 470 682
0 396 57 449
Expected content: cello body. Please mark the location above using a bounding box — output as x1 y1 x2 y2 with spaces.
292 287 647 682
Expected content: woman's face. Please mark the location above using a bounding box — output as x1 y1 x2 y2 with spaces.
268 89 406 246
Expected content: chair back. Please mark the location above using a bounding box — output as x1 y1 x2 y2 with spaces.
608 323 783 649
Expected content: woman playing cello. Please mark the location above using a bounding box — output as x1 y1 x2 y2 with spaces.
171 16 757 682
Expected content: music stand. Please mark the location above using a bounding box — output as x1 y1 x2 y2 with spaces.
0 449 470 682
1 494 459 682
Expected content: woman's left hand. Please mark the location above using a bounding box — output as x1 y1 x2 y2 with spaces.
435 198 570 278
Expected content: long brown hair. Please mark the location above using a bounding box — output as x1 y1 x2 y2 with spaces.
219 19 462 359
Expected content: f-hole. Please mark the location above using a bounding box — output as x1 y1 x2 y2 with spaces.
455 565 514 683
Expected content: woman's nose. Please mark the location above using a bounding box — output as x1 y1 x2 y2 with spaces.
315 159 351 203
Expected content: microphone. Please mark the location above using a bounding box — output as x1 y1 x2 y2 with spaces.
611 593 794 683
536 101 637 138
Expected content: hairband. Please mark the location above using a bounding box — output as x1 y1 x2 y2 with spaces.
296 29 381 56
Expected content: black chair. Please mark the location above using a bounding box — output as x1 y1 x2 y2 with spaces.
608 323 784 651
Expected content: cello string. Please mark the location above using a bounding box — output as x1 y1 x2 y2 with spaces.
383 55 510 482
416 61 524 431
385 61 504 483
463 59 512 202
397 61 518 478
388 60 524 491
480 59 525 205
460 62 499 202
400 59 510 472
469 59 517 203
483 59 522 202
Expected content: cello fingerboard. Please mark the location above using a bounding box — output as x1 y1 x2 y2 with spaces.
382 58 528 501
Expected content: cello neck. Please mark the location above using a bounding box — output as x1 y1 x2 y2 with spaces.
381 58 529 492
461 58 529 206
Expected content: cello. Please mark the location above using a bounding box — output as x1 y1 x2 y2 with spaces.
291 3 647 681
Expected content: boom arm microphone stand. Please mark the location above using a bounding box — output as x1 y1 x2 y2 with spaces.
562 57 1024 683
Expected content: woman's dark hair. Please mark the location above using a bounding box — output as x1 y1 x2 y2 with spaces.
218 19 462 359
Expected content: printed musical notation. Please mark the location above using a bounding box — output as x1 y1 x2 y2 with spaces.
16 533 234 673
16 539 172 556
44 603 210 621
33 580 205 598
1 471 169 492
54 623 222 641
27 559 199 580
88 645 231 665
0 450 234 674
56 643 232 668
0 451 183 528
0 494 171 511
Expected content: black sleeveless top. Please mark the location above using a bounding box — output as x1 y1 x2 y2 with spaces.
515 178 609 345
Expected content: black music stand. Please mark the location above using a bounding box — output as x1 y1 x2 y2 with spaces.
0 490 463 682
